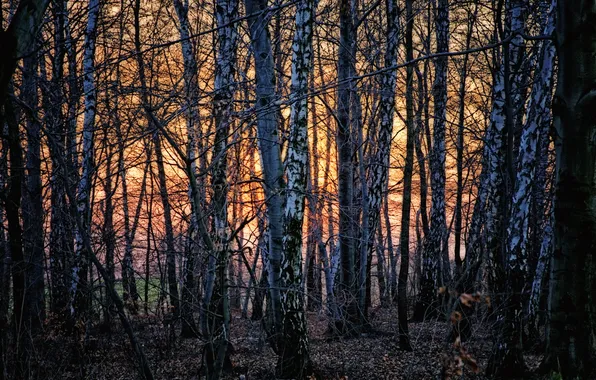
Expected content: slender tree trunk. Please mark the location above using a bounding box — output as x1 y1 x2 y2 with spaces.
101 128 116 327
453 5 478 281
0 123 8 379
335 0 359 334
276 0 316 374
200 0 238 374
4 89 27 379
431 0 450 286
116 110 143 314
489 3 555 375
484 0 526 307
414 0 449 320
385 198 397 302
0 141 7 380
173 0 201 339
376 221 388 307
21 41 45 333
397 0 414 352
305 84 324 313
72 0 100 321
364 0 399 315
46 0 71 321
528 208 553 330
244 0 284 343
114 0 140 313
414 69 429 240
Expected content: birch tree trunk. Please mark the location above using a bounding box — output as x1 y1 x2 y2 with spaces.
385 196 397 301
364 0 399 315
541 0 596 376
72 0 100 320
277 0 315 374
487 2 554 376
244 0 313 374
414 0 449 320
200 0 238 374
528 208 553 328
484 0 525 302
430 0 450 286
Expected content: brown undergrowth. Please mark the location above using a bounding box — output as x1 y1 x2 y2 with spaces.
28 307 552 379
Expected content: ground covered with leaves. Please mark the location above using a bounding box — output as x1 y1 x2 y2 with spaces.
31 307 553 379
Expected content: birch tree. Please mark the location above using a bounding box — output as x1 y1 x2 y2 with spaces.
414 0 450 320
244 0 313 374
484 0 526 298
364 0 399 314
72 0 100 319
277 0 316 374
200 0 238 375
487 1 555 376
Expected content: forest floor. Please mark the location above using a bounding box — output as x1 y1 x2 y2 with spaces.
36 306 552 380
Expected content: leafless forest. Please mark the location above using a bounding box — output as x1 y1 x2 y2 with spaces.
0 0 593 379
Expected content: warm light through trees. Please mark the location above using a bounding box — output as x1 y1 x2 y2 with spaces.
0 0 589 379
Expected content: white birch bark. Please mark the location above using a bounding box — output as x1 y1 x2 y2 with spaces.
278 0 315 374
72 0 100 316
201 0 238 374
507 0 555 285
429 0 450 286
487 2 538 376
528 208 553 319
415 0 449 319
245 0 314 374
474 0 526 300
365 0 399 307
